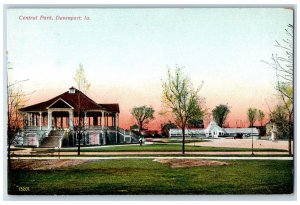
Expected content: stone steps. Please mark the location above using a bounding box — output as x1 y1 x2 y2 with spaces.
39 130 64 148
39 136 61 148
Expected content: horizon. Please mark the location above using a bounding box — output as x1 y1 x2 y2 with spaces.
6 8 293 130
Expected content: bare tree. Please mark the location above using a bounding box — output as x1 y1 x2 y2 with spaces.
212 104 230 127
262 24 293 156
6 51 30 170
74 64 91 93
73 64 91 155
7 84 29 170
162 66 204 154
131 106 155 134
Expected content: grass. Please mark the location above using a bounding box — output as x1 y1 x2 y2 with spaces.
59 144 287 152
148 138 211 143
8 159 293 195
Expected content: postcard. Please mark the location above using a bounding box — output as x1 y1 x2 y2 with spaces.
4 6 294 198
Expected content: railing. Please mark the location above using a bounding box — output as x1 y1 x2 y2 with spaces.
23 126 48 131
39 131 49 145
86 126 117 131
118 127 131 135
117 128 139 143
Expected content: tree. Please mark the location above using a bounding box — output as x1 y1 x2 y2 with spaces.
74 64 91 93
269 105 290 139
257 110 265 127
73 64 91 155
7 85 28 170
247 108 257 127
6 51 29 171
162 66 204 154
161 121 178 137
263 24 293 155
130 106 155 134
247 107 257 155
212 104 230 127
187 103 205 128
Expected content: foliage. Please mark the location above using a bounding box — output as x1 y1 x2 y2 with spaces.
130 106 155 133
257 110 265 127
130 124 139 130
247 108 257 127
187 104 204 128
212 104 230 127
161 65 204 154
161 121 178 130
161 121 178 137
269 105 290 139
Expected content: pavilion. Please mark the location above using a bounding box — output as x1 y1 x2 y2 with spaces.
18 87 122 147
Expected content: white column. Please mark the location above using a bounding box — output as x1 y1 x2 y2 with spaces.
106 113 109 127
47 110 52 130
101 111 106 145
39 112 42 130
69 110 74 129
103 131 106 145
84 112 87 128
29 113 32 126
26 113 29 126
115 113 118 144
101 111 104 129
115 113 119 129
33 113 37 127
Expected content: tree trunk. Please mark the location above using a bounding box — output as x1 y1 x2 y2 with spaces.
8 143 11 171
138 122 142 135
288 115 292 156
287 111 292 156
182 127 185 155
77 134 81 156
288 135 291 156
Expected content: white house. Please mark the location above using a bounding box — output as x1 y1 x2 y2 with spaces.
168 120 259 138
205 121 225 138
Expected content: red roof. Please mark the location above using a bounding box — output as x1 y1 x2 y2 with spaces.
98 104 120 113
19 87 119 113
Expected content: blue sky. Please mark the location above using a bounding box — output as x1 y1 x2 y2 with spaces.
6 8 293 128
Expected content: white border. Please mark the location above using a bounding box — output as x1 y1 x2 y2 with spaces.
1 0 299 204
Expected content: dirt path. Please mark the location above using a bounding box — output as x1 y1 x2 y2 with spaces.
188 139 293 152
154 159 229 168
11 159 89 170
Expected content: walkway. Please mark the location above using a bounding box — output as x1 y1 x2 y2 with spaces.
189 139 293 152
11 156 293 160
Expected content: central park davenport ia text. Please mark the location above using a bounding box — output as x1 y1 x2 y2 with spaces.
18 15 88 21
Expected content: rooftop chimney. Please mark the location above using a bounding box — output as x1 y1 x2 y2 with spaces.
69 87 76 94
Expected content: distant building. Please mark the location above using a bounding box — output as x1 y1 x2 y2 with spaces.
168 120 259 138
140 130 160 138
130 124 139 132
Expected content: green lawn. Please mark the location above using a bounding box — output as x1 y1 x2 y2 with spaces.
8 159 293 195
149 138 211 143
59 144 287 152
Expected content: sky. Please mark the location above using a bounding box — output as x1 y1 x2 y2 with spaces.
6 8 293 129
